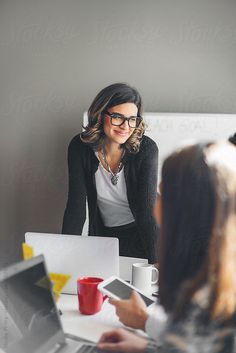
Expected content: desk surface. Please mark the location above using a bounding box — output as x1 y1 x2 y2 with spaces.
58 294 124 342
58 294 152 343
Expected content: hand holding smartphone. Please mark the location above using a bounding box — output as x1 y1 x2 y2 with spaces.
98 276 155 306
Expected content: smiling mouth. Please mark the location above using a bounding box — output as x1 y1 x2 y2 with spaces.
114 130 129 136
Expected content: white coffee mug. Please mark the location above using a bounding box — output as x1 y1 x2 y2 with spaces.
132 263 158 293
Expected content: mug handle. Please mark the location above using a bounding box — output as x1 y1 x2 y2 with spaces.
103 295 108 302
151 267 159 285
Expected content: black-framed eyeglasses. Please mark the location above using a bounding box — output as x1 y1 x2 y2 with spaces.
105 111 143 128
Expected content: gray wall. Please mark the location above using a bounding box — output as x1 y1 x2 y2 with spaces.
1 0 236 266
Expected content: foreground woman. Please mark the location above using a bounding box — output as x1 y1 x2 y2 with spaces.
97 141 236 353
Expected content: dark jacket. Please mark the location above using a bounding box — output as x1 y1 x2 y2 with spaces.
62 134 159 263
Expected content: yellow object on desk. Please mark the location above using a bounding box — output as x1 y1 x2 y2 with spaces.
49 272 71 300
22 242 34 260
22 242 71 300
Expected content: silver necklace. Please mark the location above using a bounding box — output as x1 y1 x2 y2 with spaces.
101 146 124 185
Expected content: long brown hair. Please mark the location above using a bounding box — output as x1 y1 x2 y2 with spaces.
204 143 236 319
80 83 145 153
159 142 236 321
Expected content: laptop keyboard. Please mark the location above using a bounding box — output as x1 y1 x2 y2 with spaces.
76 344 103 353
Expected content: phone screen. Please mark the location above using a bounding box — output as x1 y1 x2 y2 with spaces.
103 279 154 306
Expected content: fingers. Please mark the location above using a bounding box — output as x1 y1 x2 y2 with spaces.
109 298 128 311
98 329 122 343
97 342 122 352
110 295 134 307
131 290 147 308
130 290 140 299
108 298 120 306
97 329 145 353
109 292 140 306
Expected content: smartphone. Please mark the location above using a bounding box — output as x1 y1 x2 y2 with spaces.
98 276 155 306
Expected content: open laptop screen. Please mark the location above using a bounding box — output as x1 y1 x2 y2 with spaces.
0 257 65 353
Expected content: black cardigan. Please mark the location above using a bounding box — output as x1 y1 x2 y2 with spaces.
62 134 159 263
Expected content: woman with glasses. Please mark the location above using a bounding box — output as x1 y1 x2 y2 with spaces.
62 83 159 263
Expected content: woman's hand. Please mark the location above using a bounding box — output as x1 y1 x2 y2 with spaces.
97 328 148 353
109 290 148 330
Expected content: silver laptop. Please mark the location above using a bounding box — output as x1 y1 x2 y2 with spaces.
25 233 119 295
119 256 148 282
0 255 104 353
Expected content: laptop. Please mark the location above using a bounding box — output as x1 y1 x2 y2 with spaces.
0 255 105 353
119 256 148 283
25 233 119 295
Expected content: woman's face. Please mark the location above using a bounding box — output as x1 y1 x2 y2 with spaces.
103 102 138 146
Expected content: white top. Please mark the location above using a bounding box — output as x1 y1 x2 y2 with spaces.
145 304 167 341
95 153 135 227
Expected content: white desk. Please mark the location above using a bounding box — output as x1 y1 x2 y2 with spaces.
58 291 157 343
58 256 157 342
58 294 124 342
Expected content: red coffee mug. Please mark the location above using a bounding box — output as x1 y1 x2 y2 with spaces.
77 277 107 315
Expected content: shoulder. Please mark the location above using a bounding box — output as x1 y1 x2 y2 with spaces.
68 133 84 148
135 136 158 163
125 135 158 169
68 133 91 153
139 135 158 154
67 134 95 166
166 301 236 351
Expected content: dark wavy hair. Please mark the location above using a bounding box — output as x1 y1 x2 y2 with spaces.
80 83 145 153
